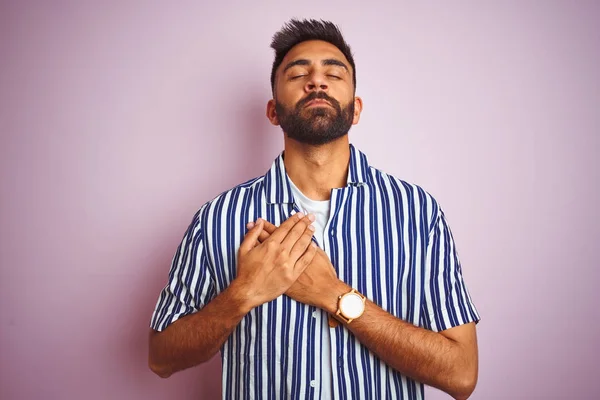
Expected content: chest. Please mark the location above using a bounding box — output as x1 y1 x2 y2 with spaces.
204 187 430 324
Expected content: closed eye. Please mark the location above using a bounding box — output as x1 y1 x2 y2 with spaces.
327 75 341 80
290 75 305 80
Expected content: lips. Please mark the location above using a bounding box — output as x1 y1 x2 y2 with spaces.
304 99 331 108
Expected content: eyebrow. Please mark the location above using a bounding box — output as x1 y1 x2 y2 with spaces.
282 58 349 73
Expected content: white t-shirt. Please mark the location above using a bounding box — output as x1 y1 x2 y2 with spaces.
287 176 333 398
287 176 330 247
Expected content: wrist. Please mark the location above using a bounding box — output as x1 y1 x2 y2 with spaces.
322 280 351 314
227 279 256 315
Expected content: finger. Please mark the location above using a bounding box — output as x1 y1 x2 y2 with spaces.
293 242 318 274
281 214 314 253
247 220 272 243
245 222 262 248
258 230 269 243
265 212 306 243
262 219 277 235
289 225 317 261
239 219 264 253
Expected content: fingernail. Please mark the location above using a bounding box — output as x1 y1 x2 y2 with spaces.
297 212 305 219
308 224 315 231
308 213 316 222
247 222 255 229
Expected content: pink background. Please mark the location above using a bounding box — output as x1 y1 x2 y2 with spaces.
1 1 599 399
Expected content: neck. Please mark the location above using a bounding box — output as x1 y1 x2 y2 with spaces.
282 135 351 201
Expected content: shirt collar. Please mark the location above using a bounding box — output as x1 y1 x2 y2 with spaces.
264 143 371 205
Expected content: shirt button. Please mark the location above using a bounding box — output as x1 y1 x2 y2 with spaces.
310 380 316 387
312 311 317 318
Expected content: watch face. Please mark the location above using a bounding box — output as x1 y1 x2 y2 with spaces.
341 293 364 319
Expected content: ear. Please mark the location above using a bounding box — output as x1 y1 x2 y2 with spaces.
266 99 280 126
352 96 363 125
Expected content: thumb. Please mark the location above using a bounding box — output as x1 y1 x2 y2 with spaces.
240 219 264 253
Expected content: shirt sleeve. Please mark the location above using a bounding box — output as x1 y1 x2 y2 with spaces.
420 208 480 332
150 209 215 332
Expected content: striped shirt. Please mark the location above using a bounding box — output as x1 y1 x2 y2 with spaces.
150 144 480 399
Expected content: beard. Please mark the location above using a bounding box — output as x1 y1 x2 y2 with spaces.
275 92 354 146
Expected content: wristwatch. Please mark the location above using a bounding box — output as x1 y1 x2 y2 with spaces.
335 289 366 324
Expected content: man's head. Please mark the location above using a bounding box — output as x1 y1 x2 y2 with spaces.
269 19 356 94
266 19 363 146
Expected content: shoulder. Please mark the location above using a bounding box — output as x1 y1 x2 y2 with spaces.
191 175 265 225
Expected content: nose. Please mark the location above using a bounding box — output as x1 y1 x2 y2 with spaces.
304 71 328 93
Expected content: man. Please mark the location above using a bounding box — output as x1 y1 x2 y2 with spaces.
149 19 480 400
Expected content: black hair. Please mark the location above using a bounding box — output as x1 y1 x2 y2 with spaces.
270 19 356 94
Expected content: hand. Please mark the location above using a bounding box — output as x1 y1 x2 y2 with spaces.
235 213 318 310
247 218 343 310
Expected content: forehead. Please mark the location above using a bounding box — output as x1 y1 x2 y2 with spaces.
279 40 351 71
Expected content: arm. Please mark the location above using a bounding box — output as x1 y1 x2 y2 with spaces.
148 280 253 378
321 281 478 400
149 214 317 378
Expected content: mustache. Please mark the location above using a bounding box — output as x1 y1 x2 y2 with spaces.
296 92 340 110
